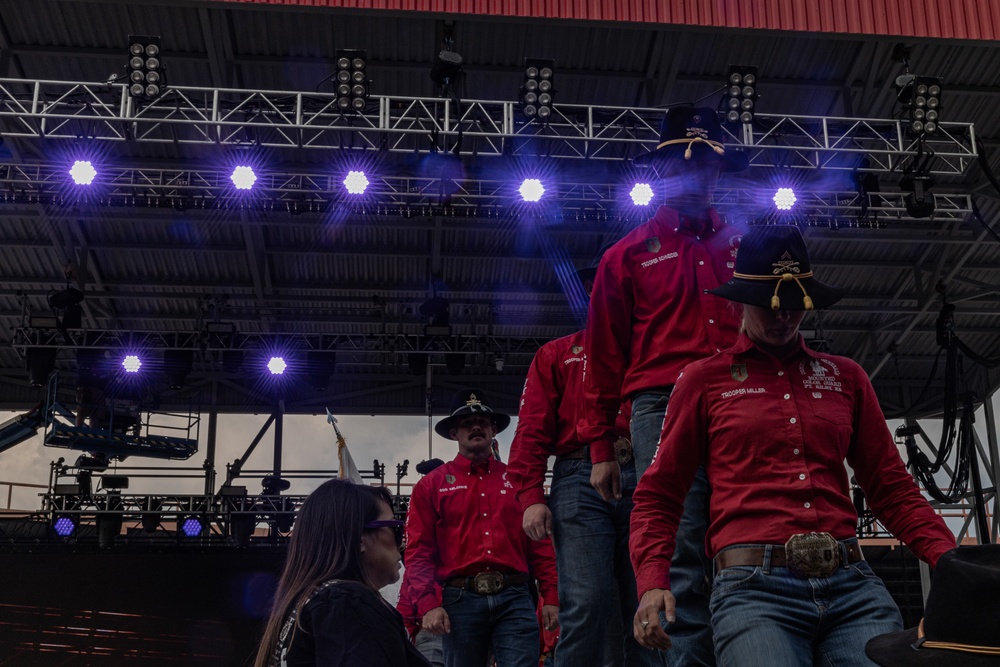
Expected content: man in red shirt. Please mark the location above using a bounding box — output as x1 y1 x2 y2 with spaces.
580 106 748 665
630 225 956 665
405 388 559 667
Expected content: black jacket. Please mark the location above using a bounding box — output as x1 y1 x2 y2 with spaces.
283 580 430 667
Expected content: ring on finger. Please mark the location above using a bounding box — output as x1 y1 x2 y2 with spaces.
640 620 650 629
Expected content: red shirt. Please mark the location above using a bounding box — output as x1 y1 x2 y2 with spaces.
580 206 742 461
509 331 632 508
404 453 559 617
630 334 956 597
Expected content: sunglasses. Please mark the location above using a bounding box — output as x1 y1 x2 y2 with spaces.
364 519 405 548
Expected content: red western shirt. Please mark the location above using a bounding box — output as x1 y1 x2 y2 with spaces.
509 331 632 508
404 453 559 617
630 334 956 597
579 205 742 462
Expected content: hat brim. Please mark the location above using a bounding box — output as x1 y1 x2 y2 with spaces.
434 413 511 440
632 142 749 172
709 277 844 311
865 628 1000 667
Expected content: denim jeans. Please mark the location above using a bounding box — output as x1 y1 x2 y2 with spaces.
549 457 664 667
415 628 444 667
632 391 714 667
710 546 903 667
440 582 539 667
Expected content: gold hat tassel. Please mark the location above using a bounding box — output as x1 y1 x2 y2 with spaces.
656 136 728 161
770 272 814 311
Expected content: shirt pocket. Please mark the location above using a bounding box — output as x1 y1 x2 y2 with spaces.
805 389 853 428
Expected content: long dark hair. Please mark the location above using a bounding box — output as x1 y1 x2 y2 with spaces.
253 480 393 667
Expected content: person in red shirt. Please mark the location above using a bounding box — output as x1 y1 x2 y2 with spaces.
509 259 660 667
630 225 956 666
405 388 559 667
580 106 749 665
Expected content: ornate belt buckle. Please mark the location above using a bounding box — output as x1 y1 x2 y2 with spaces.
785 532 841 578
614 437 633 465
473 571 504 595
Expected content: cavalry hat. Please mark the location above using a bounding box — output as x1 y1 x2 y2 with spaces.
434 388 511 440
709 225 844 311
865 545 1000 666
633 106 749 172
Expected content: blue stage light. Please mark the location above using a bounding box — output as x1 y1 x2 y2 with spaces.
343 170 369 194
773 187 797 211
230 166 257 190
267 356 287 375
180 516 204 538
69 161 97 185
630 183 654 206
518 178 545 202
53 515 77 537
122 355 143 373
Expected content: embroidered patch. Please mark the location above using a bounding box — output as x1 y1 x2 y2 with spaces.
466 393 482 406
772 250 802 275
686 126 708 139
571 345 583 354
646 237 661 253
446 474 456 484
731 364 748 382
812 392 823 399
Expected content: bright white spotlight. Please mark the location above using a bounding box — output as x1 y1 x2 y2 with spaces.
519 178 545 202
773 188 797 211
230 166 257 190
122 355 142 373
343 170 369 195
267 356 287 375
629 183 654 206
69 161 97 185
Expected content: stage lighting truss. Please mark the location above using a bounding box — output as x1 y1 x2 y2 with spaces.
127 35 165 102
520 58 555 121
895 74 943 137
335 50 369 112
0 78 977 175
725 65 758 127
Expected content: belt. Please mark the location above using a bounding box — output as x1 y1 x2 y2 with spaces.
715 535 864 579
445 571 529 595
557 437 633 465
556 445 588 461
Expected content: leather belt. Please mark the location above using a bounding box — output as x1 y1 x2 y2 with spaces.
556 446 588 461
557 439 633 465
715 535 864 579
445 571 529 595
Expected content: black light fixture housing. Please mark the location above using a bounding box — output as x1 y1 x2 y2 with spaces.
725 65 758 125
335 49 369 112
127 35 166 102
520 59 555 121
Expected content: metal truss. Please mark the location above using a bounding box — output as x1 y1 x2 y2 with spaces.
0 78 978 175
0 162 974 221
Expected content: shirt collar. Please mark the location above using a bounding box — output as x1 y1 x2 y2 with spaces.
451 452 492 474
653 204 722 237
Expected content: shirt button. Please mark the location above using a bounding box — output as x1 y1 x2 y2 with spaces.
789 418 796 424
804 502 811 509
799 473 806 480
482 513 487 517
777 371 784 377
708 319 715 324
699 261 705 266
793 448 800 455
485 531 490 536
783 394 790 400
481 493 485 497
487 550 492 554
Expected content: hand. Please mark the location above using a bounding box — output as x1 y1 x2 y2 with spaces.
422 607 451 636
590 460 622 501
633 588 675 651
541 604 559 632
523 503 553 541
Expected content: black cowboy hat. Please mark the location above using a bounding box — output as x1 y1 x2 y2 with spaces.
865 545 1000 666
709 225 844 311
434 388 511 440
576 239 617 285
633 106 749 172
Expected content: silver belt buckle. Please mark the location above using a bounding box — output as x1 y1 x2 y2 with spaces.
472 571 504 594
785 532 841 578
614 437 633 465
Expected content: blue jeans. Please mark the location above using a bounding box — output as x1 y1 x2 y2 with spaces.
415 628 444 667
710 546 903 667
440 582 539 667
632 391 714 667
550 458 664 667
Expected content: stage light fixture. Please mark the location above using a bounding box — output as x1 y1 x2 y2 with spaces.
629 183 654 206
127 35 166 102
122 355 142 373
230 166 257 190
163 349 193 389
306 351 337 392
335 50 368 112
343 170 369 194
141 497 161 532
69 160 97 185
519 178 545 202
902 76 943 136
773 187 797 211
725 65 758 125
26 347 58 387
520 59 555 121
179 515 205 538
494 354 504 372
53 515 77 537
901 172 936 218
267 356 287 375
